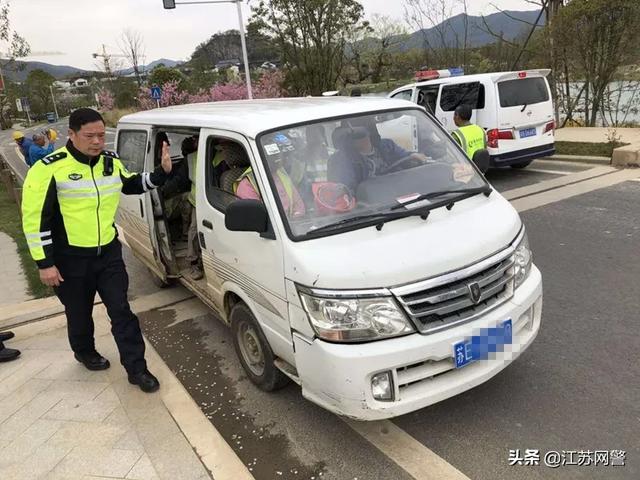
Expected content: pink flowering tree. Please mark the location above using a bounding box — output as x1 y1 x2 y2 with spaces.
137 70 286 111
97 88 114 111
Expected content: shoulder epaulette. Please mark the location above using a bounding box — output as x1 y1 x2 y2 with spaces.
42 151 67 165
102 150 120 159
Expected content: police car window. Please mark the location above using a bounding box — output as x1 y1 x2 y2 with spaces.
391 90 412 101
117 130 147 172
439 83 485 112
498 77 549 107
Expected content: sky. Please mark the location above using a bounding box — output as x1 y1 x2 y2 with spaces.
9 0 538 70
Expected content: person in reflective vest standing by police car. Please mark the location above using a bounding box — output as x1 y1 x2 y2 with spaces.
21 108 172 393
451 104 487 159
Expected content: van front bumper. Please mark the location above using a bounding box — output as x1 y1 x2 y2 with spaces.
490 143 555 166
293 265 542 421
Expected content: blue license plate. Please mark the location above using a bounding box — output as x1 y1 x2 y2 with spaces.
453 319 513 369
519 128 536 138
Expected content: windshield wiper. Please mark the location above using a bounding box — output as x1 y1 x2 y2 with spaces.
390 185 492 211
309 212 392 234
520 103 528 113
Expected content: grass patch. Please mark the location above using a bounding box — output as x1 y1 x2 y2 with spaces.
0 179 52 299
554 141 629 157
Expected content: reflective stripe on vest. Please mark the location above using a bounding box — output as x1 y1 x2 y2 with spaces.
453 124 486 159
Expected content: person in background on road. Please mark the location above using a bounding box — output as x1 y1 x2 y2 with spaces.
21 108 173 393
0 331 20 362
13 131 33 164
28 131 56 167
451 104 487 159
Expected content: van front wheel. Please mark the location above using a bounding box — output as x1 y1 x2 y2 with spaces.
230 303 290 391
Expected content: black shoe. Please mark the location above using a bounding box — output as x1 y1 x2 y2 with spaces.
128 369 160 393
0 331 15 342
0 344 20 362
74 351 110 371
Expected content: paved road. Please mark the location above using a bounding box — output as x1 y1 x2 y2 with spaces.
0 118 117 183
134 161 637 479
1 130 636 479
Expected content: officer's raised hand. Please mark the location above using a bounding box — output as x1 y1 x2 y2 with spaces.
40 266 64 287
161 141 172 173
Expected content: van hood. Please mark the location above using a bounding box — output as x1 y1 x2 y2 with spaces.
285 193 521 290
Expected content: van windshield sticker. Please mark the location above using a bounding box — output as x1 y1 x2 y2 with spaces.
264 143 280 155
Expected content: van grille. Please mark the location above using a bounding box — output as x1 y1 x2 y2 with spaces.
394 255 515 334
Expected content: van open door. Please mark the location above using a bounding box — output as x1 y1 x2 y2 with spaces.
434 81 482 131
115 125 170 283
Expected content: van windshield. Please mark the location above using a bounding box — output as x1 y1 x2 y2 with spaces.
256 109 487 240
498 77 550 108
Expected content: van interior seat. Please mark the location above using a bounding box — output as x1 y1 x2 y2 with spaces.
218 143 251 194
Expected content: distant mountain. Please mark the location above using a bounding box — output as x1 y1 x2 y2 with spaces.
402 10 544 51
118 58 181 75
2 60 92 82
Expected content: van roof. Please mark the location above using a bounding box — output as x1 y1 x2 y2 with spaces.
118 97 412 138
391 69 551 93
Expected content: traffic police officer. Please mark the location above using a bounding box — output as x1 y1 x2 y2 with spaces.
21 108 172 393
451 104 487 159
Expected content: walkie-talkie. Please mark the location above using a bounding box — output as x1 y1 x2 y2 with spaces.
103 155 114 176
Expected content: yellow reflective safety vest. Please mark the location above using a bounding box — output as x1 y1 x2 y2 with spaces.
21 145 166 268
452 124 487 159
233 167 295 214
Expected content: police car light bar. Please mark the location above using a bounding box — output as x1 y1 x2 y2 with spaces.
415 67 464 81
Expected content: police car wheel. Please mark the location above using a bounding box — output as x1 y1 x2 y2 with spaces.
510 160 532 169
230 303 290 391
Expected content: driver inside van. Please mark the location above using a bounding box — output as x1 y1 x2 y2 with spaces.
327 126 429 193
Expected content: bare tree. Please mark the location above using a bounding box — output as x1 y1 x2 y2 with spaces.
367 15 409 84
119 29 146 87
403 0 468 68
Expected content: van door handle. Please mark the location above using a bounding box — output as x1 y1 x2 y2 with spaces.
202 219 213 230
139 199 144 218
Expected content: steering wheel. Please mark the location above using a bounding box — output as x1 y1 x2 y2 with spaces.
382 154 424 174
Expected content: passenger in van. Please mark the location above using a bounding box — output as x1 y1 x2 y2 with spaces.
181 136 205 280
234 134 306 217
451 104 487 159
158 134 191 242
327 126 428 193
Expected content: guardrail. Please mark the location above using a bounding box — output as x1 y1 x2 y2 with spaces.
0 154 23 212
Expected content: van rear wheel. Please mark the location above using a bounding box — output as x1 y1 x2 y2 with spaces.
510 160 533 169
230 303 290 391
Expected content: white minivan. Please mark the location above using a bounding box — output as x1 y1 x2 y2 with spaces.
116 97 542 420
389 70 556 169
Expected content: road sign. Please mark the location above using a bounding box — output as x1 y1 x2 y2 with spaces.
150 86 162 100
16 98 22 112
20 98 30 112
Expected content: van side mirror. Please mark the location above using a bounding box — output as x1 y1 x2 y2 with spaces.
225 199 270 234
472 149 490 174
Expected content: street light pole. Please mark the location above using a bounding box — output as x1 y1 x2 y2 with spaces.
50 85 59 120
167 0 253 99
235 0 253 99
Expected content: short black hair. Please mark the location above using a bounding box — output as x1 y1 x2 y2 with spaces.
69 108 104 132
454 104 472 121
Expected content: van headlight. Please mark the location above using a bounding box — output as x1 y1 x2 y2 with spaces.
297 288 414 342
514 231 532 288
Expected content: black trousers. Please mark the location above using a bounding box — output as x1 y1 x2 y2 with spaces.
54 241 146 375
